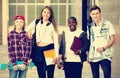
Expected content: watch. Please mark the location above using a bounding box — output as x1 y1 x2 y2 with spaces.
103 47 106 51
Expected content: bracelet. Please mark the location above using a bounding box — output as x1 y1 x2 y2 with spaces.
103 47 106 51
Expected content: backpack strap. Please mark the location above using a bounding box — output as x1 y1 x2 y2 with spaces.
32 19 40 45
35 19 40 25
34 19 40 33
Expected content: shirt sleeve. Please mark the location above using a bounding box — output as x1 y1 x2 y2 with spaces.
25 19 36 34
7 33 17 66
23 35 32 65
36 23 41 42
108 22 115 36
53 27 59 57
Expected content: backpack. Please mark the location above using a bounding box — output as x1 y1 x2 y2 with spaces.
30 19 40 59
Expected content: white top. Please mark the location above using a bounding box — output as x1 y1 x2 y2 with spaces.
25 19 36 33
25 20 59 57
65 28 83 62
36 21 54 43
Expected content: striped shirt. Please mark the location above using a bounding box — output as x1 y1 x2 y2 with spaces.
8 29 32 66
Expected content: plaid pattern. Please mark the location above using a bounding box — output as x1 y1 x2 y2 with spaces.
8 29 32 66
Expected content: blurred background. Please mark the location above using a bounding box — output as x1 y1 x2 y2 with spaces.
0 0 120 78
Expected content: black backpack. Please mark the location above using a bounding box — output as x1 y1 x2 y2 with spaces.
30 19 40 59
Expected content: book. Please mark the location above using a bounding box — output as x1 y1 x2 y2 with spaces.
70 36 83 52
44 49 55 65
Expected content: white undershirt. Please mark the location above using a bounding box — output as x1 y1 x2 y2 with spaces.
65 28 83 62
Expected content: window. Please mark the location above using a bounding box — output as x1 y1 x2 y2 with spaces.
9 0 82 26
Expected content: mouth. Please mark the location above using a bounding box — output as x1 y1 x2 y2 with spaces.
70 25 74 28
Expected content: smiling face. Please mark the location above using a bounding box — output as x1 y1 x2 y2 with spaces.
42 8 51 22
68 17 77 32
90 9 101 23
14 19 24 30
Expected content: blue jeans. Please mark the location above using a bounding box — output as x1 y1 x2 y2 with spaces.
90 59 111 78
64 62 83 78
9 70 27 78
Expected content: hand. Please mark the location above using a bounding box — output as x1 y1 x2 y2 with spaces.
20 64 26 70
96 47 105 53
57 62 64 69
57 55 65 69
53 57 57 64
27 30 32 39
13 65 18 70
28 59 32 64
36 42 41 46
74 50 80 55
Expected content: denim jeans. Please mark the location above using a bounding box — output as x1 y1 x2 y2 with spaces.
64 62 83 78
90 59 111 78
9 70 27 78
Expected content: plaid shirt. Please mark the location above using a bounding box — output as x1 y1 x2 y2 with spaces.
8 29 32 66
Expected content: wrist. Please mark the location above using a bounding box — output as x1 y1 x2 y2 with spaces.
79 50 81 54
103 47 106 51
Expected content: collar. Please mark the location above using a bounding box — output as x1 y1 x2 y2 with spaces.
13 28 25 34
92 18 105 27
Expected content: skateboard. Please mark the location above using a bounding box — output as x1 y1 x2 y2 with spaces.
0 61 35 71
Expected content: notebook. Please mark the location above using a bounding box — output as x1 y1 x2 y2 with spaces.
70 36 83 52
44 49 55 65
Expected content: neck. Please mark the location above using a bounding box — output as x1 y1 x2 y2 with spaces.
94 18 101 26
16 28 22 33
43 19 49 23
70 28 76 32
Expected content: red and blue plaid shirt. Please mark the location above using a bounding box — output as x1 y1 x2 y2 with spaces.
8 29 32 66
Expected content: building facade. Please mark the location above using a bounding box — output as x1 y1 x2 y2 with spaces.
0 0 120 45
1 0 83 45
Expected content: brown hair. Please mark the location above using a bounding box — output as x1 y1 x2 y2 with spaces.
90 5 101 13
39 6 58 33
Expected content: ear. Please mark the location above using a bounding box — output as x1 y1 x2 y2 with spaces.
89 12 92 17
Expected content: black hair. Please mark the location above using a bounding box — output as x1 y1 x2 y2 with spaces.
68 16 77 24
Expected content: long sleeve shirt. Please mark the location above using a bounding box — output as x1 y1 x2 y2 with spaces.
8 29 32 66
26 19 59 57
36 21 59 57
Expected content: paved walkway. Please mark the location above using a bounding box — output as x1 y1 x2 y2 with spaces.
0 27 120 78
